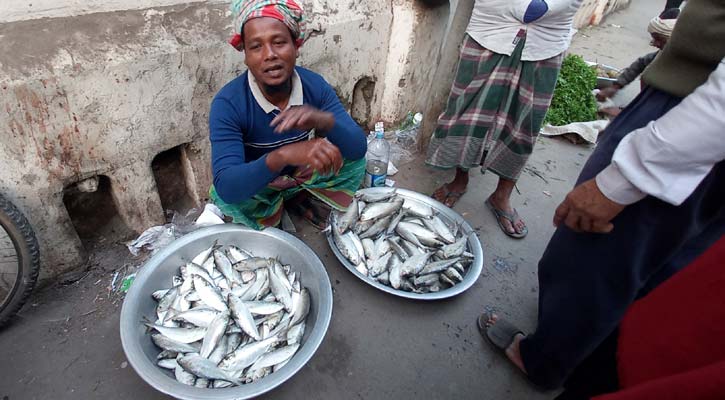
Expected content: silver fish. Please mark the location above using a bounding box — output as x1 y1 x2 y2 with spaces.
287 322 305 345
418 257 460 276
152 289 169 301
337 198 359 234
226 333 242 355
218 336 277 372
355 262 369 275
451 261 465 275
157 350 178 360
402 198 433 218
227 246 252 264
332 224 362 265
193 276 227 312
289 287 310 327
413 273 439 287
376 271 390 285
353 219 376 235
228 294 261 341
249 344 300 370
440 273 456 287
200 310 229 358
156 286 179 322
195 378 210 389
359 216 392 239
388 255 403 289
388 238 409 261
423 215 456 244
400 252 432 277
191 241 217 267
401 239 424 257
396 221 444 247
346 233 366 265
356 188 397 203
444 267 464 283
213 250 241 287
361 238 375 261
373 236 391 259
360 198 404 222
146 324 206 344
157 358 178 370
208 334 229 364
234 257 272 272
240 270 256 283
151 333 201 353
178 354 242 385
440 235 469 259
395 223 425 248
180 263 215 286
202 257 217 277
269 267 293 312
386 209 406 235
369 252 392 277
175 363 197 386
244 301 285 315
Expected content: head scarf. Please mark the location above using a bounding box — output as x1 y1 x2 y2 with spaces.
647 16 677 38
229 0 308 51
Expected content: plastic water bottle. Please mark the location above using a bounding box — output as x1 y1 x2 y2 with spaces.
364 122 390 188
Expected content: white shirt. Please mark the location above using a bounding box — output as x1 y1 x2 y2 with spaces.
466 0 583 61
248 70 304 113
596 58 725 206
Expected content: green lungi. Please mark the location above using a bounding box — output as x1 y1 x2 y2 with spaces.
210 158 365 230
425 34 562 181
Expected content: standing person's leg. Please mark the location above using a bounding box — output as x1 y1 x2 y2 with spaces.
516 88 725 388
482 50 562 238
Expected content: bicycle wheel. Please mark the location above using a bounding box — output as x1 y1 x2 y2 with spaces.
0 193 40 327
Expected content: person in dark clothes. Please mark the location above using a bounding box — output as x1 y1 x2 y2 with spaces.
477 0 725 391
597 8 680 101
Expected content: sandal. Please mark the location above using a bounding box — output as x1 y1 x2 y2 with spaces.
477 311 525 352
432 184 467 208
485 198 528 239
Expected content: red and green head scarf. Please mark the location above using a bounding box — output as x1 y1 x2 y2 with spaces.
229 0 308 51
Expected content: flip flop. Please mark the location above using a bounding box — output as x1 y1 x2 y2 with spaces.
477 311 525 353
432 184 466 208
485 198 528 239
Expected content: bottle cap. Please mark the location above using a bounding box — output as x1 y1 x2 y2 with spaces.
375 131 384 139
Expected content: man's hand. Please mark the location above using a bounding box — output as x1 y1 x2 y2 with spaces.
553 179 626 233
271 105 335 134
596 85 620 101
266 138 343 176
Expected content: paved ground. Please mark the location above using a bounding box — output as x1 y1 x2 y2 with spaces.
0 1 662 399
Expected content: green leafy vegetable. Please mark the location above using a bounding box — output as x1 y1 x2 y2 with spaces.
544 54 598 126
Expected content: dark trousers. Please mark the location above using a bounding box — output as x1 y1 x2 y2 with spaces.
518 87 725 389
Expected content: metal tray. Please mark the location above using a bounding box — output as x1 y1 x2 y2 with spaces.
325 187 484 300
120 225 333 400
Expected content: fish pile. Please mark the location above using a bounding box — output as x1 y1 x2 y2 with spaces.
145 243 310 388
330 188 474 294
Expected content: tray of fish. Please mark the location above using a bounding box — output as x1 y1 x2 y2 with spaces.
326 187 483 300
120 225 332 400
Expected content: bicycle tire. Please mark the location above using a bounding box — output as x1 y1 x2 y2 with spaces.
0 193 40 328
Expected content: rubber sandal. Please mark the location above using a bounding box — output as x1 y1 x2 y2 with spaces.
432 184 466 208
477 311 525 352
485 198 528 239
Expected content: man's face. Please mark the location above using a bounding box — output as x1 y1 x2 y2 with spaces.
650 32 668 49
243 18 299 87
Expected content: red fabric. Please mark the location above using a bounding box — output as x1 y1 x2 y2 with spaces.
593 235 725 400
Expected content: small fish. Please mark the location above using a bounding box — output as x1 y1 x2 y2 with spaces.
180 263 215 286
191 241 218 267
244 301 285 315
444 267 464 283
359 216 392 239
218 336 278 372
152 289 169 301
423 215 456 244
195 378 210 389
268 267 293 312
200 310 229 358
175 363 197 386
361 238 375 261
376 271 390 285
440 235 469 259
369 252 392 277
332 222 362 265
249 344 300 370
287 322 305 345
402 198 433 219
234 257 272 272
386 210 406 235
208 334 229 364
418 257 460 276
193 276 227 312
289 287 310 327
360 198 404 222
157 358 178 370
151 333 201 353
388 255 403 289
400 252 432 277
356 188 397 203
213 250 241 287
396 221 444 247
388 238 409 261
346 233 366 264
228 294 261 341
440 273 456 287
227 246 252 264
353 219 376 236
413 273 439 287
337 198 359 234
146 324 206 344
372 236 391 259
178 354 242 385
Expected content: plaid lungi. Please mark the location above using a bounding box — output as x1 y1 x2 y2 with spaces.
209 157 365 230
425 34 562 181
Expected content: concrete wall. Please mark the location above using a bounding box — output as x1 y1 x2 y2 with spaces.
0 0 626 281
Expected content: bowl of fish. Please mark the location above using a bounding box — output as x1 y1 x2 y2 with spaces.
326 187 483 300
119 224 332 400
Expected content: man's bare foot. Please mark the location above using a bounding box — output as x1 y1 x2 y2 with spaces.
485 314 527 374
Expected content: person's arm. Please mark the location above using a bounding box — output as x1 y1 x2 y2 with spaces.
597 58 725 206
615 52 658 88
317 82 367 160
554 58 725 233
210 98 279 204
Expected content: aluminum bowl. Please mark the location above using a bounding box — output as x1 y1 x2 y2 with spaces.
326 187 484 300
120 225 332 400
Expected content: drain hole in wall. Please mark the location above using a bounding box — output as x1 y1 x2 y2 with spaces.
62 175 133 245
351 76 376 130
152 145 197 221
